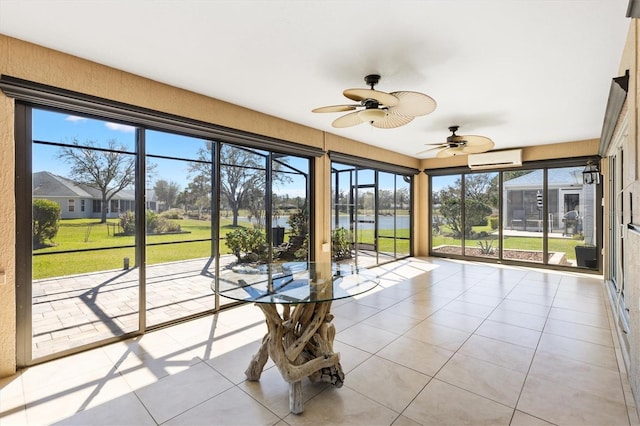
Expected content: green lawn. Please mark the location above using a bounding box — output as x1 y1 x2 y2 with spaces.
33 217 255 279
431 233 583 261
33 218 413 279
34 216 580 280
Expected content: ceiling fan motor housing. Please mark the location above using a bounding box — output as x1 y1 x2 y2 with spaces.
364 74 381 88
363 99 381 109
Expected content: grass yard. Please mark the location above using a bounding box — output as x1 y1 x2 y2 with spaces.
357 228 411 255
431 233 583 261
32 217 256 279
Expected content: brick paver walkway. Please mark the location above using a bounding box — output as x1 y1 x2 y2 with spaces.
31 254 374 360
31 257 236 359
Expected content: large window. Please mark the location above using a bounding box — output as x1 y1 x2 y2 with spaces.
331 161 413 268
13 86 320 365
430 161 600 272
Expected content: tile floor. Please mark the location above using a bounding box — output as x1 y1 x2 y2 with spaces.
1 257 638 425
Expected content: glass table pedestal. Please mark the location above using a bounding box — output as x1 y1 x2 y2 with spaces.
213 262 378 414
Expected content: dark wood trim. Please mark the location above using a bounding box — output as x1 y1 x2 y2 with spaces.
0 75 325 158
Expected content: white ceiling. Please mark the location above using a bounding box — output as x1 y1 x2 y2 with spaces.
0 0 631 158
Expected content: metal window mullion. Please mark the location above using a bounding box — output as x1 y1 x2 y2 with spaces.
498 172 504 261
374 171 379 265
461 174 466 253
353 169 358 266
542 170 549 264
266 154 273 257
307 158 313 261
16 103 33 366
137 128 147 333
213 143 221 311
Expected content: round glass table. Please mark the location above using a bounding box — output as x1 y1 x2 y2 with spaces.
212 261 379 414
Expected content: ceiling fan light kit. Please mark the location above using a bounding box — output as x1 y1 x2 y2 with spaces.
313 74 436 129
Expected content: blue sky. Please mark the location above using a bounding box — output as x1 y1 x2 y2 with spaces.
32 108 310 196
32 108 412 197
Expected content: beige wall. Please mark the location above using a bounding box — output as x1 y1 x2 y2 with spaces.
0 84 16 378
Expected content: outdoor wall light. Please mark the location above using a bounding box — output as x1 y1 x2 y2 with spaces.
582 160 600 185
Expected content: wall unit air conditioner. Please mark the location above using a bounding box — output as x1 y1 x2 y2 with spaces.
468 149 522 170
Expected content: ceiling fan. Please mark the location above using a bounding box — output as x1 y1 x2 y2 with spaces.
312 74 437 129
418 126 495 158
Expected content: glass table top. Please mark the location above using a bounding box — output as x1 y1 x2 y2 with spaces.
213 261 379 304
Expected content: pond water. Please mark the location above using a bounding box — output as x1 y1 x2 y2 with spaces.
267 215 410 231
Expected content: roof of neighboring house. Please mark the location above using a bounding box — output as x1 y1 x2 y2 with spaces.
503 168 583 188
32 171 135 200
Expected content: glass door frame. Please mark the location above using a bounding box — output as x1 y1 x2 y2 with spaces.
607 121 629 337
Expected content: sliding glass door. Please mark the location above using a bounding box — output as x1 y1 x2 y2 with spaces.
331 162 413 268
430 161 600 271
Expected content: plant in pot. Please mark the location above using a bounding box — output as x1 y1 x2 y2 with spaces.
575 245 597 268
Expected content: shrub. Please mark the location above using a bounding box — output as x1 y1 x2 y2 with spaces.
489 216 498 230
119 211 136 234
161 209 183 220
477 239 495 255
226 228 268 263
32 199 61 247
331 227 352 261
293 235 309 261
287 209 308 237
119 210 182 235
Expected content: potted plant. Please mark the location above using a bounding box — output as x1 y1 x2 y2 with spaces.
575 245 597 268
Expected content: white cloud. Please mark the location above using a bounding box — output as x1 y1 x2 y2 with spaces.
105 122 135 133
65 115 87 122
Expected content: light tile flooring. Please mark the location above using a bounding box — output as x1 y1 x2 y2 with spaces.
2 257 639 425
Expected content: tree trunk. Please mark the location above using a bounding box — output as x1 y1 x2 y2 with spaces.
100 198 108 223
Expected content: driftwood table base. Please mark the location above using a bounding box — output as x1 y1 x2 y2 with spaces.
244 301 344 414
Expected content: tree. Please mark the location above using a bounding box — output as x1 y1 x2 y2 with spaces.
438 174 497 238
438 183 463 237
178 174 211 214
378 189 393 211
154 179 180 211
32 198 61 247
396 187 410 210
465 173 498 207
246 187 265 230
188 143 291 226
58 139 135 223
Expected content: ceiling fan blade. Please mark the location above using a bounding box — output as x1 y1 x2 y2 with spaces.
370 114 414 129
332 111 363 128
312 105 358 113
387 91 437 117
343 88 399 106
416 145 445 155
436 147 467 158
460 135 495 153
